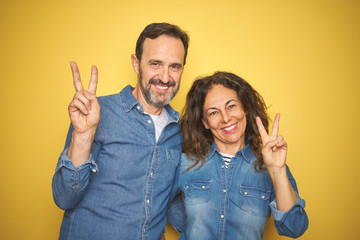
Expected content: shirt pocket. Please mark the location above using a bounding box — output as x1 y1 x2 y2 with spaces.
239 185 271 217
183 180 212 205
164 149 181 182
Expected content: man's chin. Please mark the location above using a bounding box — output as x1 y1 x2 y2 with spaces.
149 96 172 108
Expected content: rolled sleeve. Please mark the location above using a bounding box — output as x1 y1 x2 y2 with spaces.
52 148 98 210
270 193 309 238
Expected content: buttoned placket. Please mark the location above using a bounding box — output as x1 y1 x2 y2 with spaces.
129 100 180 239
218 153 237 239
139 105 157 239
216 154 228 239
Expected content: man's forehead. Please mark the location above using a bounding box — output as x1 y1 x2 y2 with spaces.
143 35 184 48
142 35 185 62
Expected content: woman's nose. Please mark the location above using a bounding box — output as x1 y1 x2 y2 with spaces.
221 111 230 123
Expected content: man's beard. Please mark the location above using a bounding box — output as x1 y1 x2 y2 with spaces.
139 68 179 108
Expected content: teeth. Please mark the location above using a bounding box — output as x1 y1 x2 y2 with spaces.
155 85 168 90
223 124 236 131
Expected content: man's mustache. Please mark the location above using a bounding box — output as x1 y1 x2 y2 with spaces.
149 79 176 87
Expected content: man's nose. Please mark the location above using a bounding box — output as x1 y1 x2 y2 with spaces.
159 67 170 83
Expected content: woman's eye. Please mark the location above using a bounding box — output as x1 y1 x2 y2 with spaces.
209 111 218 116
228 104 238 110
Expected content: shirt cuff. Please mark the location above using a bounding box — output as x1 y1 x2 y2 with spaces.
269 192 306 221
55 147 99 173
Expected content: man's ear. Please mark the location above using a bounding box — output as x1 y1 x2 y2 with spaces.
131 54 139 74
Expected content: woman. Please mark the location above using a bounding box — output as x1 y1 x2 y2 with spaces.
179 72 308 239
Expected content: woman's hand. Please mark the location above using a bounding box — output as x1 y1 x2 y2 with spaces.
256 113 287 174
256 113 296 211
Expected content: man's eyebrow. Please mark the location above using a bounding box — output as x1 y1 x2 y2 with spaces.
148 59 163 63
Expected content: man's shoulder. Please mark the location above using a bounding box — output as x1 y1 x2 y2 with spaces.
98 92 120 100
98 92 121 107
97 85 132 103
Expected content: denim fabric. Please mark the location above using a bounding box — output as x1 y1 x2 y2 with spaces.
179 143 308 240
52 85 185 240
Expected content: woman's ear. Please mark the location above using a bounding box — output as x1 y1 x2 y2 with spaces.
202 119 209 129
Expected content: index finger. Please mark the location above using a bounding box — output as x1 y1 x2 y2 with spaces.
271 113 280 138
256 116 268 140
70 61 83 91
87 65 98 94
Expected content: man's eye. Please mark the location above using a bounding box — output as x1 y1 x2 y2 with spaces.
171 65 181 70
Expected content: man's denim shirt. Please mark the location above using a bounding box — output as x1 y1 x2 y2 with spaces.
179 143 308 240
52 85 185 240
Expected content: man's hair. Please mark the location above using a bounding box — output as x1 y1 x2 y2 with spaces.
181 72 270 171
135 22 190 65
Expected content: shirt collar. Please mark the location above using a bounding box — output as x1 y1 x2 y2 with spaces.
119 85 180 123
209 140 255 164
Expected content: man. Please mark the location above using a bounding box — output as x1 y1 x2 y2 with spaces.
52 23 189 240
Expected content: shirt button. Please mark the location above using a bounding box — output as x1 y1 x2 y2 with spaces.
143 228 146 232
185 186 189 189
220 214 225 218
223 189 227 193
221 165 225 168
261 196 265 199
244 192 248 195
137 106 140 110
201 186 206 189
150 172 153 177
92 169 97 173
146 199 150 204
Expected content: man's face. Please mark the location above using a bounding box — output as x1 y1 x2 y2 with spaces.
137 35 185 108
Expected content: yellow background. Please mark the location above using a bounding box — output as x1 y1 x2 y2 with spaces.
1 0 359 239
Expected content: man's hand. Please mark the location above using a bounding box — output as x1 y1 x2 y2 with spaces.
66 62 100 167
68 62 100 134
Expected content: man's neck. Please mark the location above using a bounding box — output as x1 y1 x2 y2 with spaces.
132 85 164 115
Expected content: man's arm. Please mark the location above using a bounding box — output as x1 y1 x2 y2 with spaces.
52 62 101 210
67 62 100 167
166 161 186 233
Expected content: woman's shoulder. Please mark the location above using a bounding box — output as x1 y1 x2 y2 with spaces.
180 152 195 168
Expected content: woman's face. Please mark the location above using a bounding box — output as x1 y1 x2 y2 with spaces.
202 84 247 152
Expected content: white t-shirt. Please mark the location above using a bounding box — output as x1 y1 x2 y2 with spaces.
146 108 169 142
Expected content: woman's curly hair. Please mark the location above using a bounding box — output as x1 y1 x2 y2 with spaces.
181 71 269 171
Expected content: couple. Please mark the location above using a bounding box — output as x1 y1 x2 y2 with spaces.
52 23 308 240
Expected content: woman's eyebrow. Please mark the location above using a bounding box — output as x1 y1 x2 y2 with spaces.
205 99 238 113
225 99 238 105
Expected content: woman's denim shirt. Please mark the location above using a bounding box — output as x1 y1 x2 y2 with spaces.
52 85 185 240
179 143 308 240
